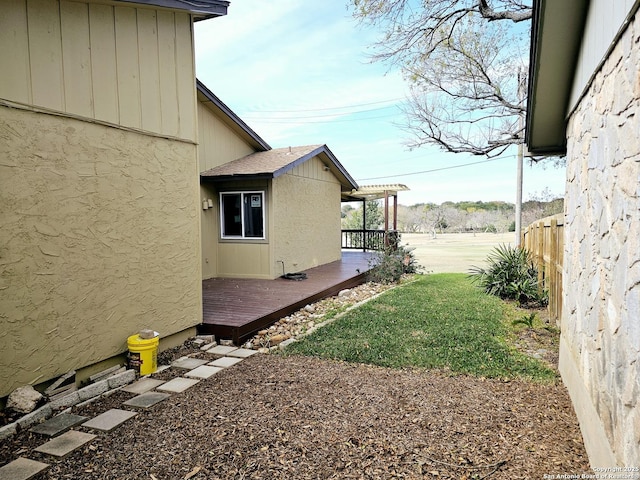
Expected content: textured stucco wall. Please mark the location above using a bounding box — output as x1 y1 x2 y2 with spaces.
272 156 342 275
0 106 202 397
562 14 640 466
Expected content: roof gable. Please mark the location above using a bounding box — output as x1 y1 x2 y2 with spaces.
201 144 358 191
197 80 271 152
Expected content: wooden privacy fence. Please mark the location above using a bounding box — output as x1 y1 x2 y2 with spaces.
521 213 564 324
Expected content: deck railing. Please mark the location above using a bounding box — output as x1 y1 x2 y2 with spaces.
341 229 399 252
521 213 564 324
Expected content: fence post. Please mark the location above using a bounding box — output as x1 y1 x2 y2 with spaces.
549 218 559 323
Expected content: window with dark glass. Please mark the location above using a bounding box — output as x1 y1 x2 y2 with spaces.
220 191 265 239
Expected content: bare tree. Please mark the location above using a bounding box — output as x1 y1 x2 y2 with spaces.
351 0 531 157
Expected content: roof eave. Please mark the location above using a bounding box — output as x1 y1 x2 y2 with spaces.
200 173 273 183
116 0 229 19
196 80 271 152
525 0 589 155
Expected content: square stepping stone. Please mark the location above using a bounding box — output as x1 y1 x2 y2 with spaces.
156 377 200 393
30 413 88 437
123 392 170 409
0 457 49 480
121 378 165 394
82 409 137 432
171 357 209 370
227 348 258 358
208 357 243 368
34 430 96 458
206 345 238 355
184 365 222 379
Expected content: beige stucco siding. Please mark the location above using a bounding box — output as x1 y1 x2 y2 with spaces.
0 107 202 398
0 0 197 141
197 102 257 172
272 156 342 275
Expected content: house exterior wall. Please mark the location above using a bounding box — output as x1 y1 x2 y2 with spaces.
197 101 256 172
272 156 342 275
562 12 640 466
0 107 202 398
197 102 266 279
0 0 197 142
569 0 637 110
213 180 273 279
200 184 220 279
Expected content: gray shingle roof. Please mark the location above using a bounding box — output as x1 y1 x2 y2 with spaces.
201 144 358 191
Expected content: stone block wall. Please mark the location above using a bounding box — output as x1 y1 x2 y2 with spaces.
563 12 640 466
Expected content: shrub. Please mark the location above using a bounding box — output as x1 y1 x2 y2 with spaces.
469 244 547 307
368 244 420 284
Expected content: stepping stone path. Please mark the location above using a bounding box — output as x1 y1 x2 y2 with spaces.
185 365 222 379
123 392 170 409
82 409 137 432
30 413 87 437
34 431 96 458
0 343 256 480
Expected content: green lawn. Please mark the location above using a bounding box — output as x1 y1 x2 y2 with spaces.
284 273 556 382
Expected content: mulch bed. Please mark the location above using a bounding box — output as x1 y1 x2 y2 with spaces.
1 354 591 479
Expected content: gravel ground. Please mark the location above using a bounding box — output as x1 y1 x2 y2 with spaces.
1 353 590 479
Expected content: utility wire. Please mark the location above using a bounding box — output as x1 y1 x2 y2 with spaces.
356 155 514 181
243 104 400 120
245 113 399 124
246 97 404 113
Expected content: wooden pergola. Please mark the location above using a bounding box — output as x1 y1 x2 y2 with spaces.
341 184 409 251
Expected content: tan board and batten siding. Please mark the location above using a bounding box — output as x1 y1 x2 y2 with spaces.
198 99 265 279
0 0 202 397
0 0 197 141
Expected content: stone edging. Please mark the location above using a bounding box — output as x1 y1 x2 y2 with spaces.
0 369 136 442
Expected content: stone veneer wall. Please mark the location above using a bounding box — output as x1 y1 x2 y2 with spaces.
562 13 640 466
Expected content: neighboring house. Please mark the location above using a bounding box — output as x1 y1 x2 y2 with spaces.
526 0 639 467
0 0 229 399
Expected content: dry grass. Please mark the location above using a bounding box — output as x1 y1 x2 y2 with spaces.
401 232 515 273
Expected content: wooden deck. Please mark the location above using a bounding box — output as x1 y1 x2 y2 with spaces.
198 252 374 345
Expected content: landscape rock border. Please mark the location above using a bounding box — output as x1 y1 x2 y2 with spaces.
0 370 135 442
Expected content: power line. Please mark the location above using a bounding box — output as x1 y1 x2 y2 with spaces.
246 113 399 124
243 104 400 120
356 155 514 181
245 97 404 114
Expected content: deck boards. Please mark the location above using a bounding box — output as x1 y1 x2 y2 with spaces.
199 252 374 345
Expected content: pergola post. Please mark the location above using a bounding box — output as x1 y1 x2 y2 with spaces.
362 198 366 252
384 190 389 232
393 194 398 230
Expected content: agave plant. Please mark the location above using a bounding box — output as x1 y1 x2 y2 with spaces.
469 244 547 307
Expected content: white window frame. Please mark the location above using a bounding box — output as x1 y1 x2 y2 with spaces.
219 191 266 240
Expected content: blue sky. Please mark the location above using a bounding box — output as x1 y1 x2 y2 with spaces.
194 1 566 206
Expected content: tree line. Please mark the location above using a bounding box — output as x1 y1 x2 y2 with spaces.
342 194 563 234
